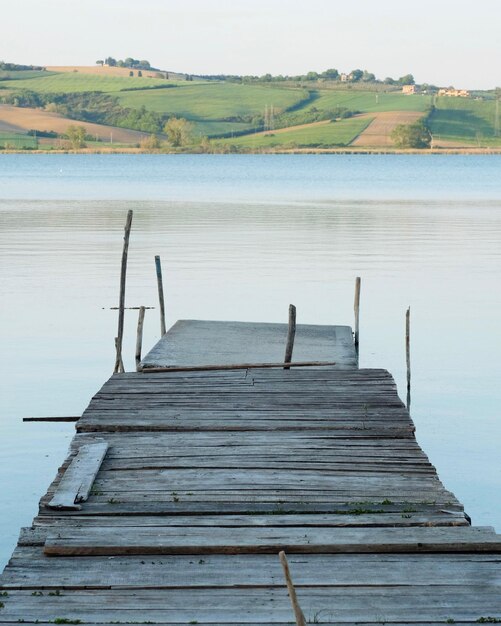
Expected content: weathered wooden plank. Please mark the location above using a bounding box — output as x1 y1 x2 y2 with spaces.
5 550 497 590
31 511 470 529
1 586 500 623
47 442 108 510
43 526 501 556
41 500 464 516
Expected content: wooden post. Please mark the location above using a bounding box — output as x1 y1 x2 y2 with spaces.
114 337 125 374
155 255 166 336
406 306 411 410
284 304 297 369
354 276 361 351
135 306 146 371
279 551 306 626
114 210 133 374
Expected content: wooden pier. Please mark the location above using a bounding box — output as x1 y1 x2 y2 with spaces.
1 320 500 624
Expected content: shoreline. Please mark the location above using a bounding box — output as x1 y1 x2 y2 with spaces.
2 147 501 155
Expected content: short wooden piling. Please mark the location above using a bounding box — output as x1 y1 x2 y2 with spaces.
114 210 133 374
406 306 411 410
279 551 306 626
135 306 146 371
155 255 166 336
354 276 361 350
284 304 297 369
114 337 125 374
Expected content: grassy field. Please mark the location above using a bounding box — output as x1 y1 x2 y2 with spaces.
190 120 254 138
0 70 57 81
3 72 176 93
118 82 309 119
0 131 38 148
430 97 501 146
312 90 432 113
220 117 372 148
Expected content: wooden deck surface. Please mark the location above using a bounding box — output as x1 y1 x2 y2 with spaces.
1 338 500 623
140 320 358 370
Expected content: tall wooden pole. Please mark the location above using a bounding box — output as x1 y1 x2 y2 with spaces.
354 276 361 351
279 551 306 626
284 304 297 369
114 210 133 374
155 255 166 336
135 306 146 371
406 306 411 411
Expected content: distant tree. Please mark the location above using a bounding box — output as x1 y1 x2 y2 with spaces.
362 70 376 82
139 60 151 69
384 77 396 85
322 68 339 80
140 134 161 150
350 69 363 82
198 136 212 153
261 73 272 82
305 71 319 81
105 57 116 67
96 60 104 66
164 117 194 147
66 125 87 149
391 121 431 148
398 74 415 85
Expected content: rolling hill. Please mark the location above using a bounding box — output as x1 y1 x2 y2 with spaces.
0 65 500 151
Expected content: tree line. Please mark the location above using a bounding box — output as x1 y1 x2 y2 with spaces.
96 57 154 71
198 69 416 85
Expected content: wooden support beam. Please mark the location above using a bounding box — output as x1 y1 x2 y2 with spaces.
104 306 155 310
22 416 79 423
284 304 297 369
141 360 337 373
406 306 411 411
114 209 133 374
135 306 146 371
354 276 361 350
114 337 125 374
279 551 306 626
155 255 166 336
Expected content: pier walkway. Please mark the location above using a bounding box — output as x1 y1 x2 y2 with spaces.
1 321 500 624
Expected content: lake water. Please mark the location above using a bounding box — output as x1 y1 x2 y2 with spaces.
1 154 500 569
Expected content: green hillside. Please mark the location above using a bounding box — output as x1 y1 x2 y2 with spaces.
2 71 175 92
430 96 500 146
221 117 372 149
313 90 432 112
117 83 309 119
1 65 500 150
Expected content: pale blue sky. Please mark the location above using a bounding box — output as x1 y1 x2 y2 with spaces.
3 0 500 88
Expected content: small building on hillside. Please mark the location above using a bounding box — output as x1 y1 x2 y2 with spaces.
340 73 349 82
438 88 471 97
402 85 418 95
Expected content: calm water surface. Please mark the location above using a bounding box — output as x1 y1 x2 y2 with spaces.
1 154 500 568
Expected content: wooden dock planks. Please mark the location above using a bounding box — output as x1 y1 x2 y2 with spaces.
1 349 500 623
139 320 359 370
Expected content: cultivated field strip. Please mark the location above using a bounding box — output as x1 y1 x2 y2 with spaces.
1 363 500 623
